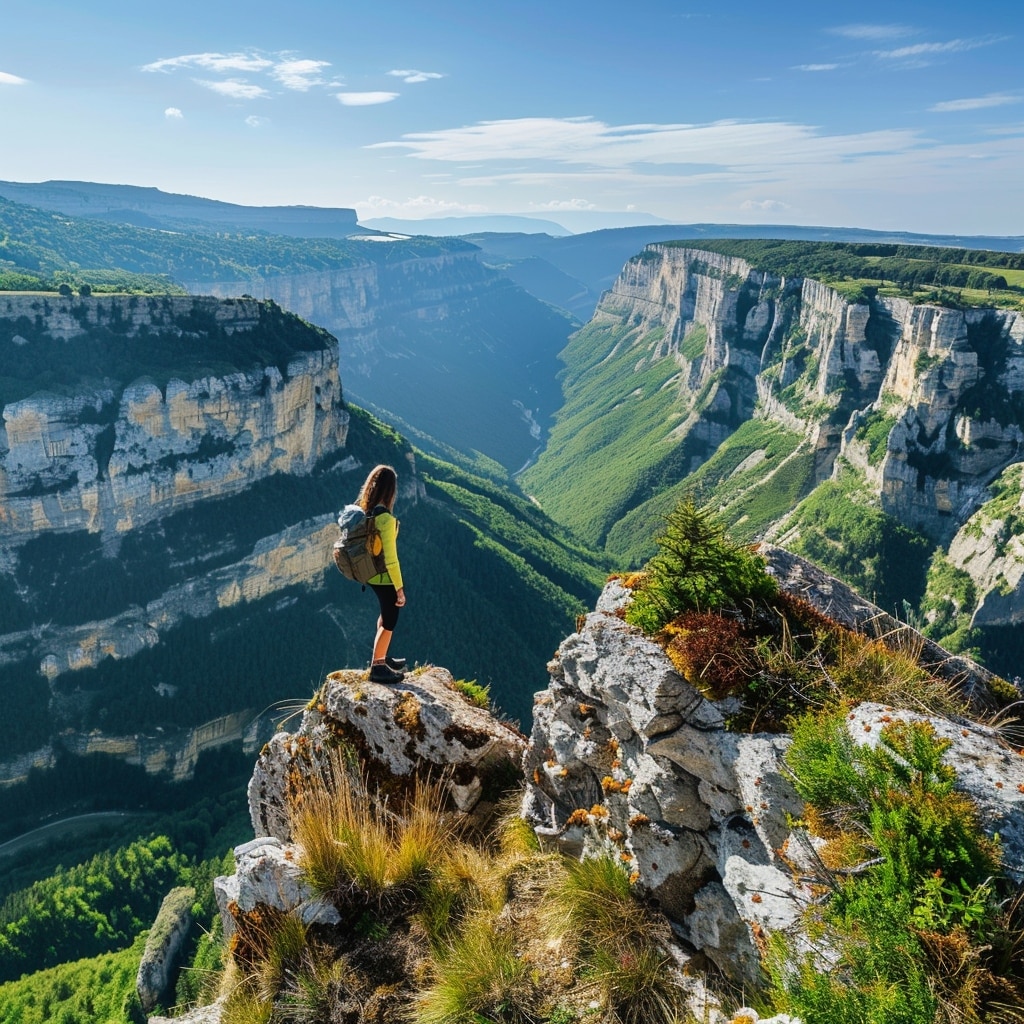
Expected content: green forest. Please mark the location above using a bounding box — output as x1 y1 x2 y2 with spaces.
0 194 470 287
0 296 334 406
663 238 1024 308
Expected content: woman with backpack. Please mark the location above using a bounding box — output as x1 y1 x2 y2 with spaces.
355 463 408 684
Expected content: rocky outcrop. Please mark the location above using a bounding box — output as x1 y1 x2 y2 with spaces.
520 578 1024 996
758 543 1015 713
137 886 195 1013
248 665 527 840
214 837 341 940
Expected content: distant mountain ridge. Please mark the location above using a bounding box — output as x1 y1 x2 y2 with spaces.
0 180 360 238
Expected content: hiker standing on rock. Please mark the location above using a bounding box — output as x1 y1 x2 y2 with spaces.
356 464 408 684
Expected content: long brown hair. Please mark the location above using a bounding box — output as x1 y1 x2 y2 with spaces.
357 464 397 513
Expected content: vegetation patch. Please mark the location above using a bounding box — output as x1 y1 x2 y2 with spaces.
207 748 689 1024
854 408 898 466
784 473 932 614
626 500 970 729
769 709 1024 1022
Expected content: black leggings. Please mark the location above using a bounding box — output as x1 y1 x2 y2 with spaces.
369 584 401 632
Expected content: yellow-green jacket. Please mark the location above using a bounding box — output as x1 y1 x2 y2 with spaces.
367 508 403 589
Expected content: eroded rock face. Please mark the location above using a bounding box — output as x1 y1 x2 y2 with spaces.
521 592 810 990
214 837 341 940
248 665 528 841
521 577 1024 994
0 295 346 544
136 886 195 1012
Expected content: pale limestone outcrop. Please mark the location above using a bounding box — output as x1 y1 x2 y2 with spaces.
521 575 1024 1006
214 836 341 940
248 665 527 841
942 462 1024 627
137 886 195 1012
521 594 811 992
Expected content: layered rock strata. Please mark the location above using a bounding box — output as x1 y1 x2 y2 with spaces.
0 297 346 542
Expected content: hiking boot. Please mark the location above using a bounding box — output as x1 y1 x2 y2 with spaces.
385 655 407 670
369 662 405 684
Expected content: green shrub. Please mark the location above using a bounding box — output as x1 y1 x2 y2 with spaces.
625 499 777 633
772 709 1011 1023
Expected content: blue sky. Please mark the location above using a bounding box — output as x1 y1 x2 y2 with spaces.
1 0 1022 234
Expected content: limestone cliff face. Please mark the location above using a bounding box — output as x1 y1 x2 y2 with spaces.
0 295 354 785
0 515 338 683
559 245 1024 620
0 296 346 542
596 246 1024 530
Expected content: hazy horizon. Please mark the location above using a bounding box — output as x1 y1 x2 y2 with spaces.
2 1 1021 235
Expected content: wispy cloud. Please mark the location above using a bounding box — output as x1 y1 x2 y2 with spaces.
371 116 920 170
336 91 398 106
358 194 486 214
196 79 269 100
142 50 336 100
877 36 1006 61
829 23 914 41
143 52 273 74
271 59 331 91
164 107 183 119
387 69 444 84
0 71 28 85
741 199 790 211
931 92 1021 113
793 63 839 72
245 115 270 127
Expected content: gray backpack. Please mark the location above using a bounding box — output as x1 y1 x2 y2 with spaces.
332 504 387 583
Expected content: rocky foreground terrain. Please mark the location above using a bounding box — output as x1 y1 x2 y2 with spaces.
156 550 1024 1023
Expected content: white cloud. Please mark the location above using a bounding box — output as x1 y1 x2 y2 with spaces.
0 71 28 85
245 115 269 127
387 69 444 84
740 199 790 211
271 59 331 91
358 194 486 214
530 198 597 210
371 116 920 171
829 23 914 40
930 92 1021 113
143 52 273 74
336 91 399 106
164 107 184 119
793 63 839 72
877 36 1005 61
195 79 269 100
